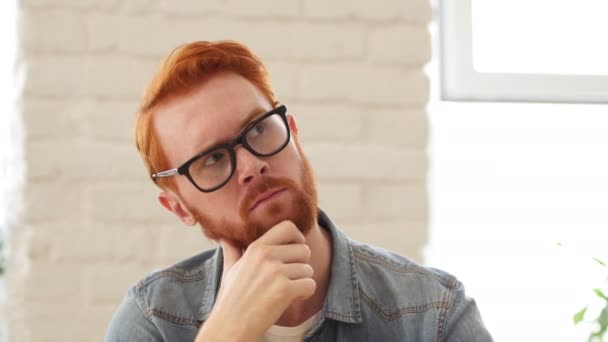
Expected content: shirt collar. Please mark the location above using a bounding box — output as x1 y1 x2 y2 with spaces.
196 246 223 322
318 209 363 324
197 209 363 324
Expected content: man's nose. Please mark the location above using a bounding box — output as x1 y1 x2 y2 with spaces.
235 146 268 185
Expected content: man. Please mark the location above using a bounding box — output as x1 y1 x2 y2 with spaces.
106 40 493 341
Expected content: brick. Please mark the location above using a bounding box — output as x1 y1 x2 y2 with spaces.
302 0 432 23
26 140 144 181
87 56 158 98
20 0 120 10
299 65 428 105
22 97 137 141
265 63 299 99
29 223 156 263
304 142 426 181
119 0 159 14
24 182 83 223
88 14 365 62
27 219 83 260
25 55 157 98
85 13 117 51
237 22 366 62
86 13 172 54
86 182 175 224
364 183 428 221
317 182 363 221
23 262 85 303
342 221 427 263
20 9 87 53
157 0 300 17
24 56 85 96
24 305 113 342
84 100 139 142
289 103 363 142
251 23 366 62
156 224 216 264
368 25 431 65
22 98 88 139
28 225 53 260
362 108 428 147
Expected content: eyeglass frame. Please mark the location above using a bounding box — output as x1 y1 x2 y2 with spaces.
151 105 290 193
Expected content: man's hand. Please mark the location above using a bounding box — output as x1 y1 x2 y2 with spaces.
195 221 316 341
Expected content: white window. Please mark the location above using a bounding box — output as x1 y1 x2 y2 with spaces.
0 1 18 340
428 1 608 340
441 0 608 102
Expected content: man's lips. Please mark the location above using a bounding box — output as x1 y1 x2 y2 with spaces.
249 188 287 212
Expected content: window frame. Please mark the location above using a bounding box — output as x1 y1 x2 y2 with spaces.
439 0 608 103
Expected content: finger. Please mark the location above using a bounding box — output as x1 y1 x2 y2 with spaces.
269 244 311 263
282 263 314 280
289 278 317 301
257 220 305 246
219 239 243 271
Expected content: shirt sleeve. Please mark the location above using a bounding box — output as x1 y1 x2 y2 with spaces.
443 281 494 342
105 286 164 342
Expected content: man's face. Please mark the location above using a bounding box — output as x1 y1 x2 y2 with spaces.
153 72 318 250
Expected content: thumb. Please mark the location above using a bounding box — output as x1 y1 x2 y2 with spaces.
219 239 243 272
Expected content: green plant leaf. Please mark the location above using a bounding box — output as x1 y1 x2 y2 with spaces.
593 257 607 268
597 306 608 337
574 306 588 325
594 289 608 302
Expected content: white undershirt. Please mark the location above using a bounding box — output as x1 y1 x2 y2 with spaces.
260 310 323 342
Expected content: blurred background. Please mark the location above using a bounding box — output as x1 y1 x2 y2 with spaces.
0 0 607 341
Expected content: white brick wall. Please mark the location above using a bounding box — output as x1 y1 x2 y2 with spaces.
6 0 432 340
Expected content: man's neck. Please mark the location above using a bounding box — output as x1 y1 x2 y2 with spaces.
274 223 333 327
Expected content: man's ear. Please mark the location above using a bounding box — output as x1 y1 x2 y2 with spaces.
158 190 197 226
287 114 298 136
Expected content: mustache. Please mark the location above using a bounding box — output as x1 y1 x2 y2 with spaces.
238 176 299 219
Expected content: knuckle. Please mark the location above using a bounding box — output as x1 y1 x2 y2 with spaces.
260 244 272 256
278 220 294 230
250 245 271 263
268 262 282 277
301 245 311 261
246 240 260 253
283 220 299 233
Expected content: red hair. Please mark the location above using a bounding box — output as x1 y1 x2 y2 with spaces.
135 41 277 191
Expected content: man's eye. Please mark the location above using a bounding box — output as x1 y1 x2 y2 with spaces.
204 152 225 166
250 124 265 137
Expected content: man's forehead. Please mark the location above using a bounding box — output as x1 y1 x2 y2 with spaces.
153 74 273 164
198 105 270 147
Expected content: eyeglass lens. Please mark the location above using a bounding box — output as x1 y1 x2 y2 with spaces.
188 112 288 191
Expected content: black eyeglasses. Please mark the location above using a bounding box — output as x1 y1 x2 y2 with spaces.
152 105 290 192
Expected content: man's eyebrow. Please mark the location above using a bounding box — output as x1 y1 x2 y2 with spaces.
238 106 269 132
194 107 270 155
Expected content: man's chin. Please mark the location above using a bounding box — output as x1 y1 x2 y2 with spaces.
246 202 294 234
244 201 315 246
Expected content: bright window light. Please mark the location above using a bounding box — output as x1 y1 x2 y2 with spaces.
0 2 18 342
0 1 18 236
472 0 608 75
430 1 608 340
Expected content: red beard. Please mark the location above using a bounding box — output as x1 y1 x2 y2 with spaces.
191 151 318 251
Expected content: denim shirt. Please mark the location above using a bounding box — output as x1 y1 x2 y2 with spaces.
106 210 493 341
